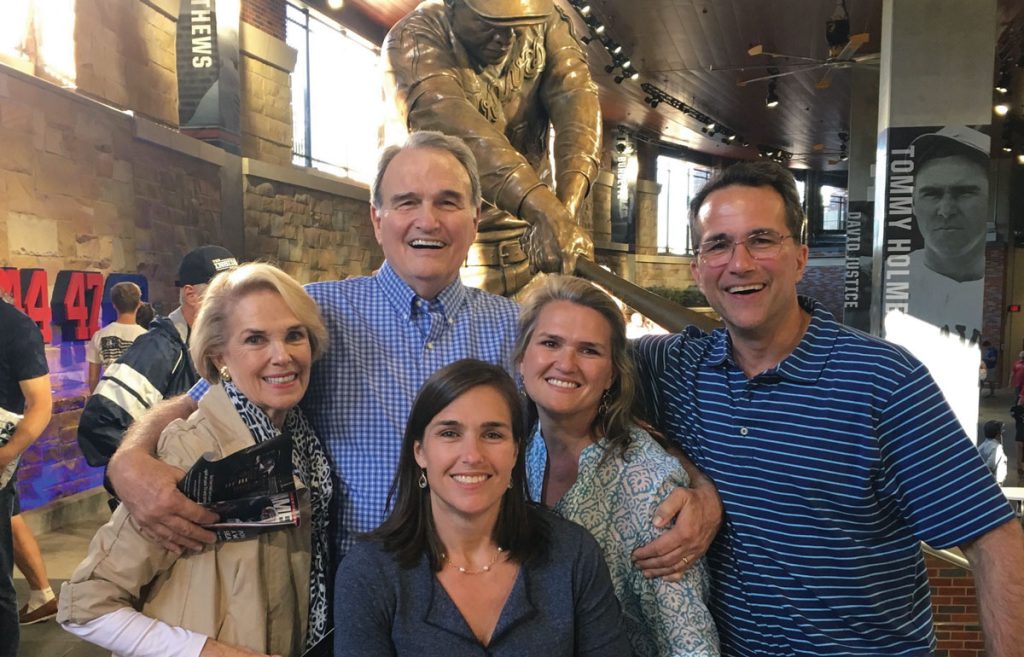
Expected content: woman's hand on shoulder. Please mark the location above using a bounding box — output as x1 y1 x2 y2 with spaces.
199 638 282 657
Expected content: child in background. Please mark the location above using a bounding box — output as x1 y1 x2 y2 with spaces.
978 420 1008 485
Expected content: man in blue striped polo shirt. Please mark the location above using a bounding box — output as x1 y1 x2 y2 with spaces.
634 160 1024 656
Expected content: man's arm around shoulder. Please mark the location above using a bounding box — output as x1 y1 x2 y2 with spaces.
107 394 217 553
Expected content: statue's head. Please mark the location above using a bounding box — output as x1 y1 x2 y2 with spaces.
446 0 551 66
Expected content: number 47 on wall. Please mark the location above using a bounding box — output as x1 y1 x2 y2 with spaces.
0 268 148 344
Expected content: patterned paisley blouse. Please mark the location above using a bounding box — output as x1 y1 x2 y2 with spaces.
526 425 720 657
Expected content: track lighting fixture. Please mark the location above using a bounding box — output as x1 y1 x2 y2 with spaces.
766 81 780 108
995 103 1010 117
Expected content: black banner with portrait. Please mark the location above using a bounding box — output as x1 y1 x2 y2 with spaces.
879 125 989 342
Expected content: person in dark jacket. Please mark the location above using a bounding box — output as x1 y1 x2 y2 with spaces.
77 246 237 471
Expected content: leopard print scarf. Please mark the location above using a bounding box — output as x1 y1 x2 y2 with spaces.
222 381 333 650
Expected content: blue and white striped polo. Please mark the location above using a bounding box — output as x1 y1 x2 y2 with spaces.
634 297 1014 656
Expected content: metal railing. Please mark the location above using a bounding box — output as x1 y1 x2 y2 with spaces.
921 544 971 571
575 258 720 333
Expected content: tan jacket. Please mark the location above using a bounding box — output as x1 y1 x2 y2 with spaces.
58 385 312 657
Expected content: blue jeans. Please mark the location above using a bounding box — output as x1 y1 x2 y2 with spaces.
0 479 17 657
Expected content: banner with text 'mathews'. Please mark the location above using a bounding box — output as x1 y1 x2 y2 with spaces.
176 0 241 153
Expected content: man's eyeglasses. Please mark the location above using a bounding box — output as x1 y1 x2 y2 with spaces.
696 231 796 267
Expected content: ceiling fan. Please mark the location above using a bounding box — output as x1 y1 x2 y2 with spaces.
791 132 850 165
724 1 879 89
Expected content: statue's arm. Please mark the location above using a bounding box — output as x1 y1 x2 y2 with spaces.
540 8 602 218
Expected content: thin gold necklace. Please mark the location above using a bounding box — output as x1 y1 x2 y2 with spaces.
441 546 504 574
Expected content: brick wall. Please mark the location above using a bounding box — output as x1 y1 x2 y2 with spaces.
242 0 287 40
244 177 380 282
983 243 1007 375
927 553 984 657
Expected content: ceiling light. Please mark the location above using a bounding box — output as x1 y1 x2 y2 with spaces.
612 44 623 55
327 0 343 8
706 122 716 131
613 75 624 84
1003 143 1013 153
595 24 606 35
996 70 1010 94
766 83 780 108
1017 153 1024 165
579 3 592 15
995 103 1010 116
725 134 736 143
629 71 639 80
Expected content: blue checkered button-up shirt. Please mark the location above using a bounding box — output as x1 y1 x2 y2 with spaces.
303 263 519 557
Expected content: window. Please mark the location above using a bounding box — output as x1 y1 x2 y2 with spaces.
656 155 710 255
821 185 848 231
0 0 75 87
286 2 382 183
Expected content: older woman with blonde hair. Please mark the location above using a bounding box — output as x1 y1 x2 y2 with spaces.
515 274 719 657
59 262 333 657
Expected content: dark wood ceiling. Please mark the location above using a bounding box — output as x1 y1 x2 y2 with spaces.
312 0 1023 173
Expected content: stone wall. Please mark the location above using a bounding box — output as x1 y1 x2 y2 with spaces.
635 256 695 291
75 0 179 126
0 67 224 307
244 175 380 283
241 54 294 166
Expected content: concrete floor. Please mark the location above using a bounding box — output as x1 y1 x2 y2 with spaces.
10 387 1024 656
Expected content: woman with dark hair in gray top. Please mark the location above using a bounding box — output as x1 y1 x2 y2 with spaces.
334 359 630 656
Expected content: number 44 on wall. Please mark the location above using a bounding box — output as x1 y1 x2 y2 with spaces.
0 267 148 344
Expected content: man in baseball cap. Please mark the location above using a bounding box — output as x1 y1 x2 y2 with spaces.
174 245 238 287
78 245 237 470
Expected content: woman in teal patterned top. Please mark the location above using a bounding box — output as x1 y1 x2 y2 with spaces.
515 275 719 657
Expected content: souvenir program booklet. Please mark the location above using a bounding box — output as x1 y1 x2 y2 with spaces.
178 433 301 542
0 407 23 489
